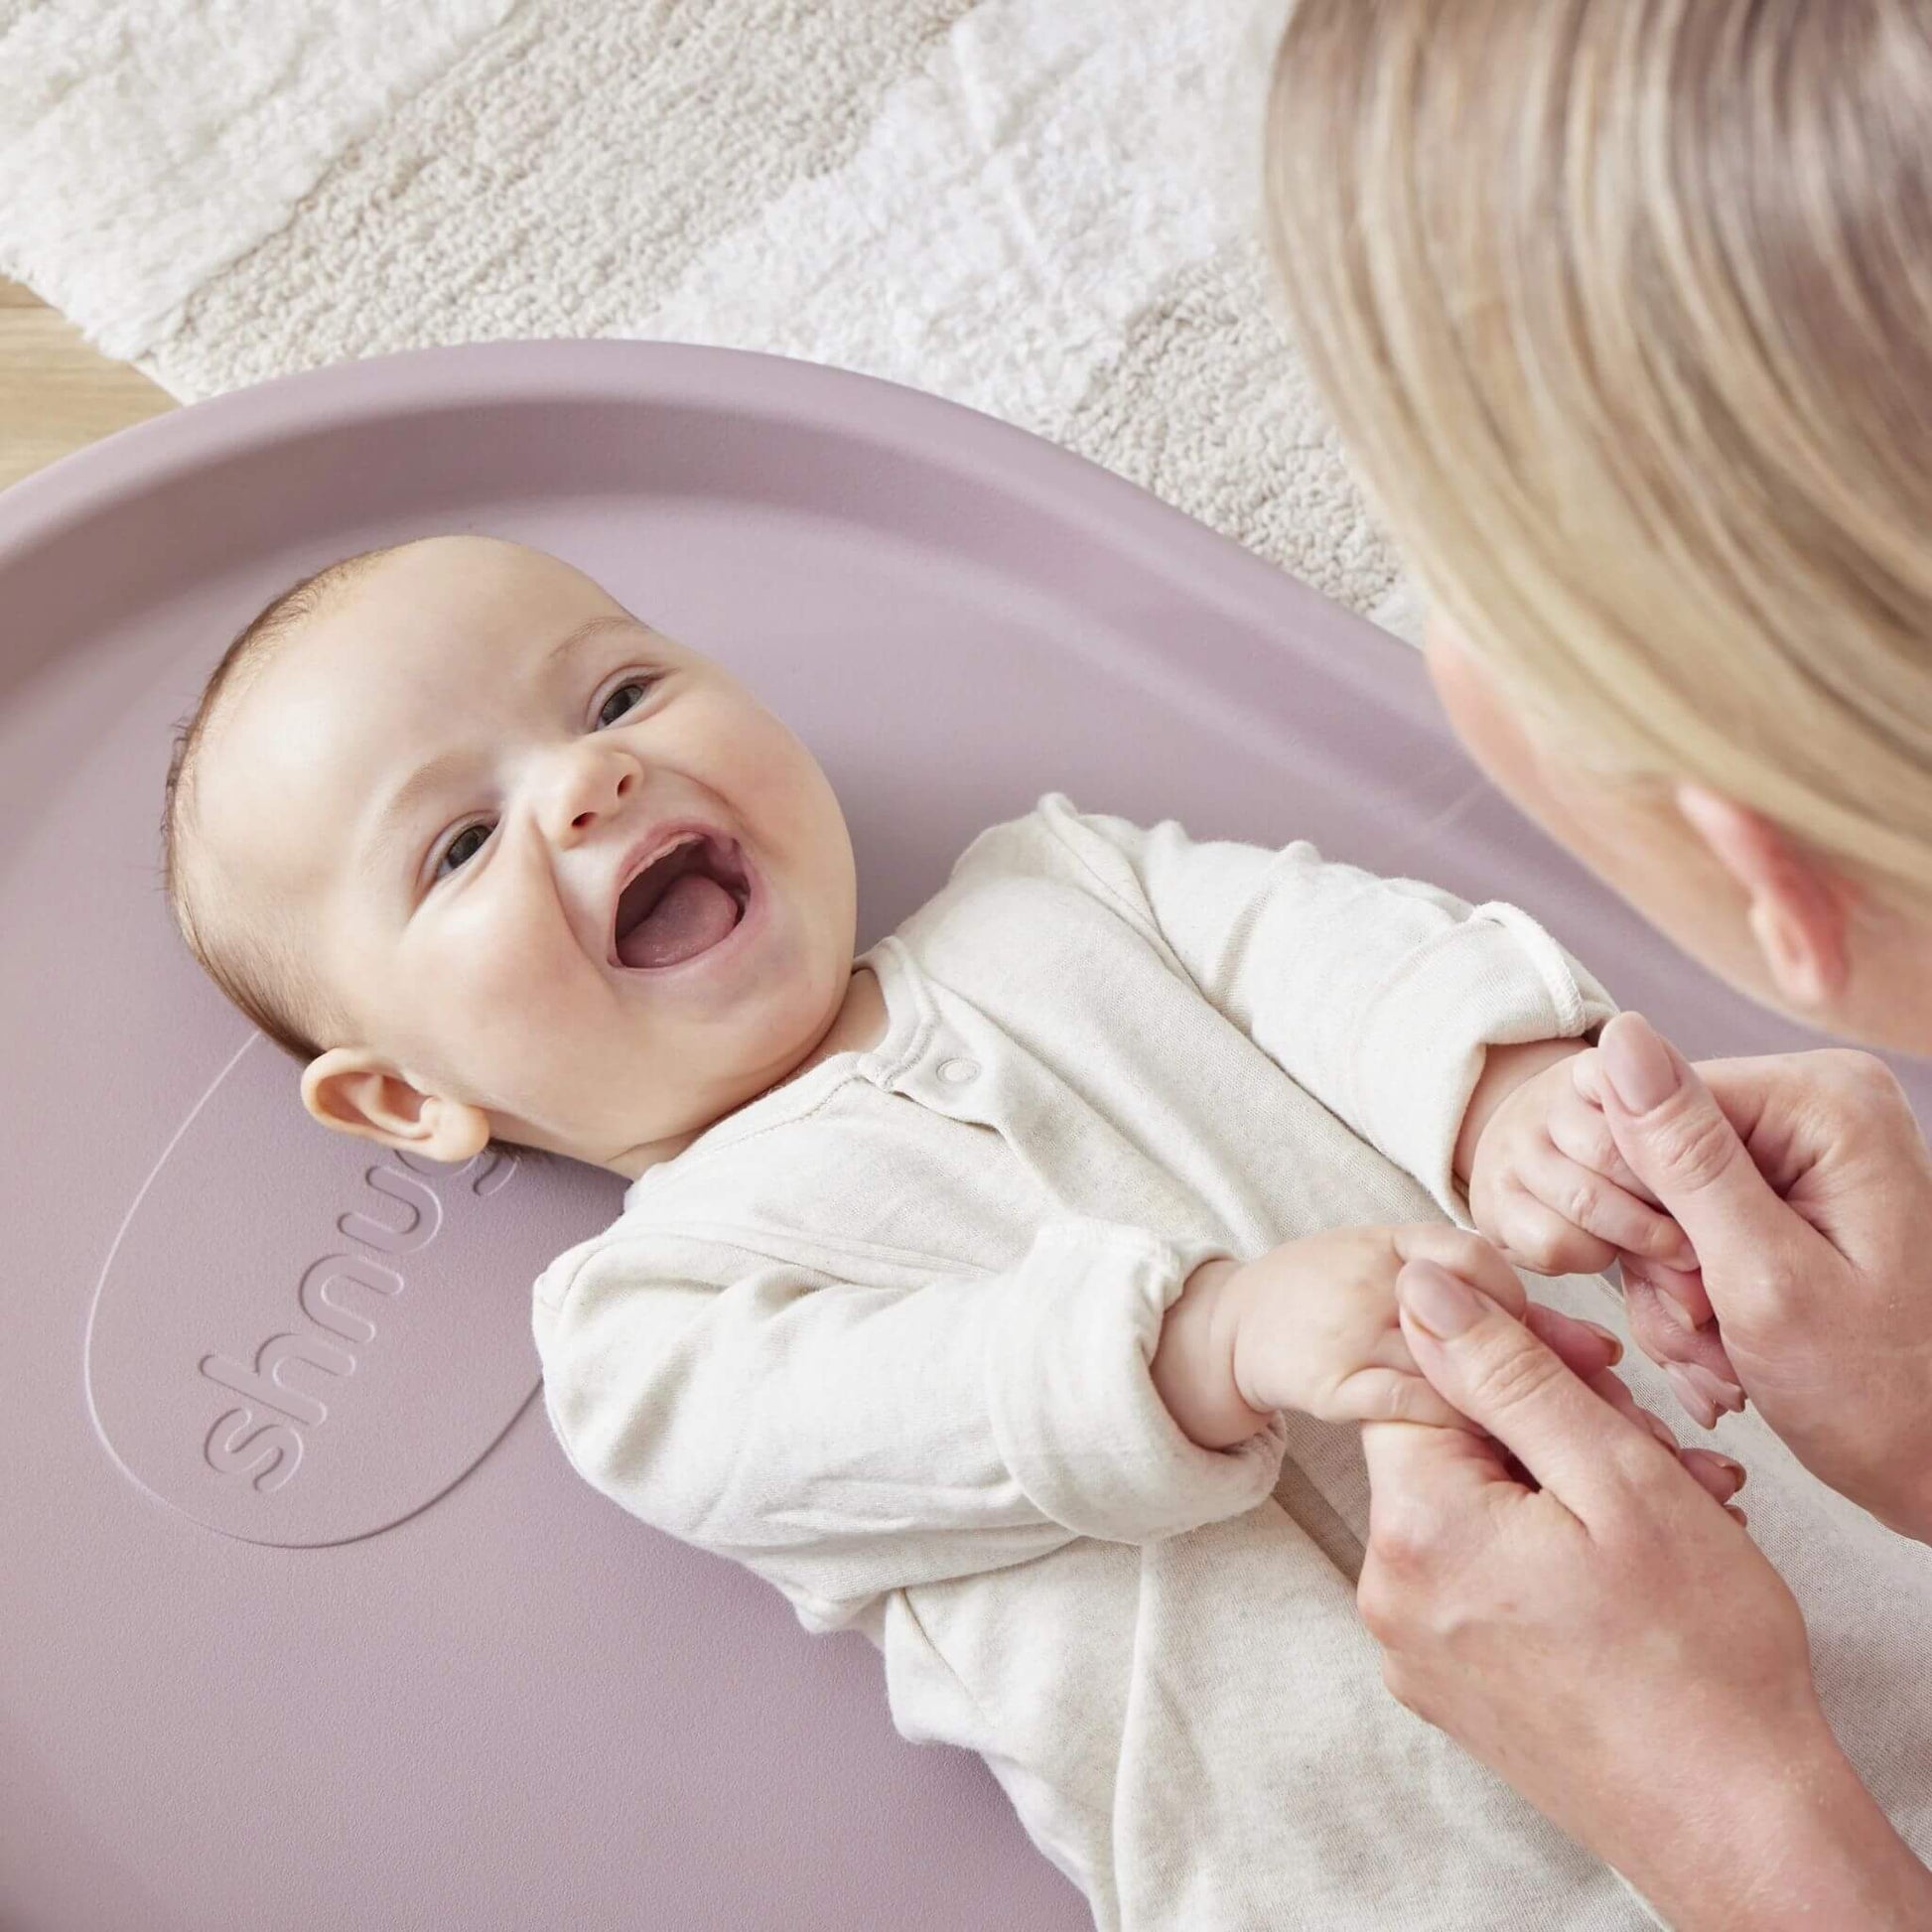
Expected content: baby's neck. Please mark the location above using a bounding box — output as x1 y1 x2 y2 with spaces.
787 962 888 1081
603 965 886 1181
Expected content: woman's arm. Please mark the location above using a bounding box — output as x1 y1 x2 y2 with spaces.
1692 1738 1932 1932
1357 1258 1932 1930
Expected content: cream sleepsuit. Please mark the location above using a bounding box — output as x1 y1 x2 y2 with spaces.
531 795 1932 1930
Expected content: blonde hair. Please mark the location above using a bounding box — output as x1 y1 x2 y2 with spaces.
1264 0 1932 910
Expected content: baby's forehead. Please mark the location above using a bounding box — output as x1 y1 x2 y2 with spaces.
197 546 634 851
184 537 609 916
189 657 368 909
231 549 569 727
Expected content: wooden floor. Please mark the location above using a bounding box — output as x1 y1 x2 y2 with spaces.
0 277 176 492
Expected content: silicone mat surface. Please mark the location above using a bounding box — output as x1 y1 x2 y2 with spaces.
4 341 1923 1932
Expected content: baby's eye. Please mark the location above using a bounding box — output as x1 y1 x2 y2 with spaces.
435 822 492 880
596 679 654 729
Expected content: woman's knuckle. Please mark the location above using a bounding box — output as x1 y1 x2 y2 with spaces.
1652 1105 1741 1192
1357 1554 1431 1645
1369 1528 1425 1583
1823 1048 1901 1103
1357 1573 1402 1642
1367 1509 1436 1583
1465 1336 1566 1415
1604 1432 1666 1494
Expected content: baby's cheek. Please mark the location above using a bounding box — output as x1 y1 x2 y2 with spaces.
408 910 573 1069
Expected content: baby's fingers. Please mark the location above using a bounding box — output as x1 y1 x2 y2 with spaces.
1518 1141 1696 1269
1482 1179 1618 1276
1547 1076 1658 1204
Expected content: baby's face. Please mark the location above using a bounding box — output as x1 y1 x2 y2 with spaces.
194 535 857 1170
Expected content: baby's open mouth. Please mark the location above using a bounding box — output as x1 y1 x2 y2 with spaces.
612 832 750 970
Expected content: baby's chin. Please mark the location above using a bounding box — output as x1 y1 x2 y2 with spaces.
498 940 857 1173
528 1067 787 1177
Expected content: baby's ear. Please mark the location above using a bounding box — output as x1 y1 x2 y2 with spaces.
301 1047 491 1164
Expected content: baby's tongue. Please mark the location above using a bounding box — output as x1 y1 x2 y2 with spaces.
618 873 739 969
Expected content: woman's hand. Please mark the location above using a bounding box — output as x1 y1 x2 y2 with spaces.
1358 1259 1932 1931
1578 1015 1932 1543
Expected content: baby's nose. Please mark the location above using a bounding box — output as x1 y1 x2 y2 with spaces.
549 745 637 840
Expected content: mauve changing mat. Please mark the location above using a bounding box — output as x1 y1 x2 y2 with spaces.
4 341 1926 1932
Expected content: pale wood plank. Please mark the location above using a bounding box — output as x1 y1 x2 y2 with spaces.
0 276 177 492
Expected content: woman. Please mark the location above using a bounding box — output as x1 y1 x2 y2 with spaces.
1264 1 1932 1924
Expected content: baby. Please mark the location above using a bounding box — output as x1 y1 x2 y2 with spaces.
163 532 1705 1929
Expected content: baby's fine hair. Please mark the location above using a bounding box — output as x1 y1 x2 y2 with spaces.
161 545 397 1063
160 541 545 1166
1266 0 1932 912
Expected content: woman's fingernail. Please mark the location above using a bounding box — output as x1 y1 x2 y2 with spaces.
1665 1362 1719 1430
1626 1258 1709 1332
1713 1454 1748 1492
1602 1014 1680 1114
1646 1284 1695 1333
1683 1363 1747 1414
1401 1260 1482 1338
1581 1319 1624 1364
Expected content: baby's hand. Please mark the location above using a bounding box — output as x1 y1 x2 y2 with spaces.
1220 1224 1618 1430
1467 1052 1698 1278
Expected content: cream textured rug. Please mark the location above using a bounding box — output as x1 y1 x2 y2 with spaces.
0 0 1420 636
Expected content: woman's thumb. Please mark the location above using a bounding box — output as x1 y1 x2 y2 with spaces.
1592 1014 1794 1282
1396 1260 1629 1504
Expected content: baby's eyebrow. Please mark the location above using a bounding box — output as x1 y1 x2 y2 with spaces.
539 611 640 673
360 745 480 884
357 612 645 887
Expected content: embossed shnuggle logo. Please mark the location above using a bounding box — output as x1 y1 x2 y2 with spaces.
197 1148 516 1493
87 1029 621 1546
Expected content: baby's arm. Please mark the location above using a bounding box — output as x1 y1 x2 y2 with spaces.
533 1219 1290 1631
1038 799 1617 1224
